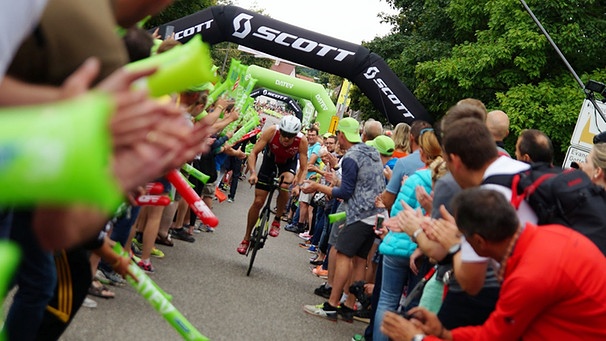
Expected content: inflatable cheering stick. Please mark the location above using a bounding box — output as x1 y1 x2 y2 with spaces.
328 211 347 224
135 195 171 206
112 243 209 341
145 182 165 195
181 163 210 184
0 93 122 212
127 35 218 97
166 169 218 227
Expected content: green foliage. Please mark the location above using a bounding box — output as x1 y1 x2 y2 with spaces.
356 0 606 162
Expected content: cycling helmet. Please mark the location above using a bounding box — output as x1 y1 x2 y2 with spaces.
279 115 302 134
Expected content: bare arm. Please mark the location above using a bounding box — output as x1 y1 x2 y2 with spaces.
297 136 309 184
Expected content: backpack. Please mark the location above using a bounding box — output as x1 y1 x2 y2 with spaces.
483 163 606 256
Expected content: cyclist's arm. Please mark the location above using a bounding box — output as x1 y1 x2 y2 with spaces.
247 126 274 175
296 136 309 185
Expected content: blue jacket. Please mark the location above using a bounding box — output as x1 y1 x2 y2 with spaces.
390 168 432 217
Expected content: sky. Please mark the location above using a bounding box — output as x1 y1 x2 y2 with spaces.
231 0 397 44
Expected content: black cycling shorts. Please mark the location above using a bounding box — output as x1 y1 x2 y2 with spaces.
256 151 297 191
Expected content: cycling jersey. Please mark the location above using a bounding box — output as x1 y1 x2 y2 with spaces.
266 126 303 164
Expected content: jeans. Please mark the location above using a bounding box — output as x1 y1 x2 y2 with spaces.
4 210 57 341
310 205 325 246
373 254 411 341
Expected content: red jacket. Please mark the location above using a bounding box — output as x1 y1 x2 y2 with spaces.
427 223 606 341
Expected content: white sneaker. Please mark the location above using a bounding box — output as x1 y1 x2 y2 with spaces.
298 232 311 241
82 297 97 308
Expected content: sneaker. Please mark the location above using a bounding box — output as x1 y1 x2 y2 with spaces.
298 232 312 240
351 334 366 341
303 302 337 321
150 247 165 258
269 220 280 237
353 308 372 324
82 297 97 309
227 198 234 203
236 240 250 255
299 240 311 248
137 260 155 274
310 258 324 266
170 228 195 242
314 283 332 299
284 224 302 233
97 268 126 286
203 225 215 233
131 240 142 257
312 265 329 279
349 281 371 310
338 304 355 323
307 245 317 253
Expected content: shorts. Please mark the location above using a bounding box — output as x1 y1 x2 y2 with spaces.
299 191 313 204
256 152 297 192
335 220 376 259
328 202 344 246
201 182 215 198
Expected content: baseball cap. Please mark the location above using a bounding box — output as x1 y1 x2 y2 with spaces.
337 117 362 143
371 135 395 156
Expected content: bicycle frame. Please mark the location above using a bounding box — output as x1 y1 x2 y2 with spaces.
246 177 283 276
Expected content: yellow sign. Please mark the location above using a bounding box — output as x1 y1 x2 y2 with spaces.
571 99 606 149
328 116 339 134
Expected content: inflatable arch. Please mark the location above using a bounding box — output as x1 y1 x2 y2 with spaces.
249 88 303 120
155 5 433 127
246 65 335 132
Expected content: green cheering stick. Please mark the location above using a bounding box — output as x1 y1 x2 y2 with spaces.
0 93 123 212
181 163 210 184
127 35 218 97
0 242 21 341
328 211 346 224
112 243 209 341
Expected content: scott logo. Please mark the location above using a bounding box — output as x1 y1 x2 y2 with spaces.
363 67 413 118
231 12 355 62
232 13 253 39
174 19 213 40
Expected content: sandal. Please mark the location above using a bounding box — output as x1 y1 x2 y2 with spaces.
88 280 115 299
236 240 250 255
155 233 174 247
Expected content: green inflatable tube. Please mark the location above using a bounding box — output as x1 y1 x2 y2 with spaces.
181 164 210 184
113 244 209 340
127 35 218 97
328 211 346 224
0 242 20 341
0 93 123 212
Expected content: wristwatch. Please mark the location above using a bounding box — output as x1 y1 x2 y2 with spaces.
438 243 461 265
412 228 424 243
411 334 425 341
448 243 461 255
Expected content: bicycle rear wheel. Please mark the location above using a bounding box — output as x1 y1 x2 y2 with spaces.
247 211 268 276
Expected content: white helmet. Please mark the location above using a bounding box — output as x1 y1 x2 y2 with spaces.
279 115 302 134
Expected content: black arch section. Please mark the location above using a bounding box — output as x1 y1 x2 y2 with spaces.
249 88 303 121
156 5 433 125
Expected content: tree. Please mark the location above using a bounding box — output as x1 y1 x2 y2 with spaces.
350 0 606 162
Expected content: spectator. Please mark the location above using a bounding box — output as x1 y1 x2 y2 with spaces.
514 129 554 164
486 110 510 157
302 117 386 322
381 188 606 341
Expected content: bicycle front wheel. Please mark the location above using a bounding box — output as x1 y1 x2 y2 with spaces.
247 211 268 276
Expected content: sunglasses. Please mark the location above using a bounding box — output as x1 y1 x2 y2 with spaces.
280 130 296 139
594 131 606 144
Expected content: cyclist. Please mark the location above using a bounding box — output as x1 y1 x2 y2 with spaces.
237 115 309 254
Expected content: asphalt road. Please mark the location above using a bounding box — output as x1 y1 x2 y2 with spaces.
60 180 365 341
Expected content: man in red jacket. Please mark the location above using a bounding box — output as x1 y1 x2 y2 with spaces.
381 188 606 341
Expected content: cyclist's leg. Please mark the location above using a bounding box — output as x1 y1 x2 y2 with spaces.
274 159 297 223
243 155 275 242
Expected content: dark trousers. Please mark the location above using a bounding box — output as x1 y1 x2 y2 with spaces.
5 210 57 341
437 286 500 329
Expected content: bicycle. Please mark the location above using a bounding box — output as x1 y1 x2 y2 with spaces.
246 176 283 276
